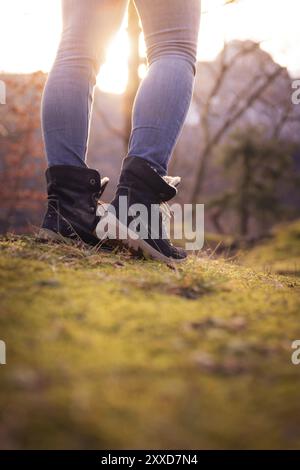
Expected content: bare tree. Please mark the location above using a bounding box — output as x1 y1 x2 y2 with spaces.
190 42 285 204
93 0 142 149
124 0 141 145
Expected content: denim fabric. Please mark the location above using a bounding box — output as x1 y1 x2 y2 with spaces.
41 0 201 175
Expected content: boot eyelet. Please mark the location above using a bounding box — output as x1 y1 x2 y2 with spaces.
90 178 96 186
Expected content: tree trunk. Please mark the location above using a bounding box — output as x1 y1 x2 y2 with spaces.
238 153 251 237
124 0 141 147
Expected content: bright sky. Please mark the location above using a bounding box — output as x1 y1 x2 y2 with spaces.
0 0 299 93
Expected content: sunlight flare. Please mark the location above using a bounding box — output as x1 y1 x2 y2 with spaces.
97 29 129 95
0 0 299 93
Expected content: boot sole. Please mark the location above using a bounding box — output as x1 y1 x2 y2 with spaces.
37 228 74 244
96 213 186 265
37 228 114 252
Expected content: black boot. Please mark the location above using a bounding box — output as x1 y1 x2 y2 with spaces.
39 165 109 246
96 157 187 263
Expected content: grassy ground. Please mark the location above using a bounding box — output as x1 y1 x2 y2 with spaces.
0 222 300 449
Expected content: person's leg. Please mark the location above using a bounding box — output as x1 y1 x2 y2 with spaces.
97 1 201 261
41 0 127 168
129 0 201 175
40 0 127 245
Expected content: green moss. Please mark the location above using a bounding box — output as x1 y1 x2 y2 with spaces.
0 233 300 449
243 220 300 277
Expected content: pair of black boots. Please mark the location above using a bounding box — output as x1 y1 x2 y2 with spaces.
40 157 187 263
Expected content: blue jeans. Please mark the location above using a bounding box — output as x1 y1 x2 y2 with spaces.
42 0 201 176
